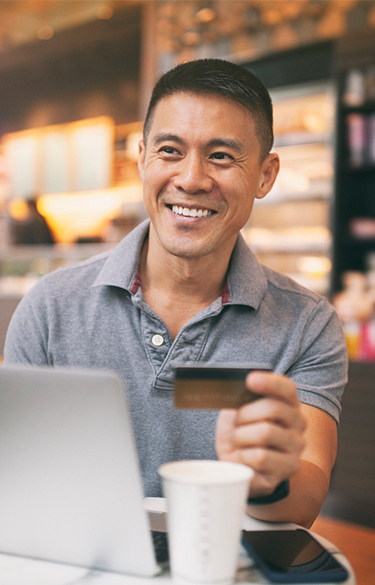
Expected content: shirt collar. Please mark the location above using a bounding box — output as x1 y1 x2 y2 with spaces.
92 219 268 309
226 232 268 310
92 219 150 291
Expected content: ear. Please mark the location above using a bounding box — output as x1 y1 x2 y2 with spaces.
255 153 280 200
138 139 146 180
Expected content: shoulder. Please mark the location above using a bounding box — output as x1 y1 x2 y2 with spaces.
261 264 333 312
12 219 149 315
21 251 110 307
229 234 331 316
45 250 110 290
258 265 341 343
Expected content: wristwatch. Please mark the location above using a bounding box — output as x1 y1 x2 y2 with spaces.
247 479 289 506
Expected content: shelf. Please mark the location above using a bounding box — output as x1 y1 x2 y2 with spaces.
249 244 331 253
256 194 331 207
0 243 117 297
344 164 375 174
0 275 39 298
273 131 332 148
341 237 375 248
0 242 115 261
342 100 375 114
245 239 331 254
0 292 24 300
257 184 332 206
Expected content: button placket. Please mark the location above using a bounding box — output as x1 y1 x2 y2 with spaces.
139 311 170 371
153 319 212 390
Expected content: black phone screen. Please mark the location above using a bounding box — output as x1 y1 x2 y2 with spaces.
242 529 349 583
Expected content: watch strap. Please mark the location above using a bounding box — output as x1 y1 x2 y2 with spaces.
247 479 289 506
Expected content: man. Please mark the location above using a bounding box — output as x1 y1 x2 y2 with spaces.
4 59 347 528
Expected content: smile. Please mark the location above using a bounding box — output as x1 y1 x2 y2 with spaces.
170 205 213 218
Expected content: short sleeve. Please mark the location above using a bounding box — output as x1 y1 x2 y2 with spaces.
4 279 51 366
286 298 348 423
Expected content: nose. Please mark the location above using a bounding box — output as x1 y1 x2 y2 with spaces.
173 154 213 194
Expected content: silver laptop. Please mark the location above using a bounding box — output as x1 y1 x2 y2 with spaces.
0 364 167 577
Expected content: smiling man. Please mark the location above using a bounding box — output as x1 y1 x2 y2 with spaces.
4 59 348 527
137 90 278 340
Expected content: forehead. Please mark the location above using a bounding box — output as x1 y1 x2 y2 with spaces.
147 91 256 141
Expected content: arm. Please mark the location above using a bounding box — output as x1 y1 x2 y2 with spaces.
3 280 50 366
216 371 337 528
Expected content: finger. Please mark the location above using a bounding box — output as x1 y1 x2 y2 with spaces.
236 398 307 433
248 473 282 497
239 447 300 480
246 371 299 405
215 409 237 445
217 408 238 429
233 421 306 455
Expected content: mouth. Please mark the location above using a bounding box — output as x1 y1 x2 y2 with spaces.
167 204 215 218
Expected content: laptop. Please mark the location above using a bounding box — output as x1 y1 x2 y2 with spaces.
0 364 169 577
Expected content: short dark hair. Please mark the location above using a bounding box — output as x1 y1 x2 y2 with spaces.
143 58 274 161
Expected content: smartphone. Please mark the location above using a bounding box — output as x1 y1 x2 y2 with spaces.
241 529 349 583
174 363 272 409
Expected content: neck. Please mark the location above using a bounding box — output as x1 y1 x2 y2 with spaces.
142 228 235 301
139 228 236 339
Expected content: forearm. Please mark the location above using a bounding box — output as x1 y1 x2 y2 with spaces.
246 459 330 528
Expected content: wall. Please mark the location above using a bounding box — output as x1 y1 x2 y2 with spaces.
0 4 141 138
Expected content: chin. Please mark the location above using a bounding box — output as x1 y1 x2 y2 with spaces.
167 248 204 259
162 241 211 259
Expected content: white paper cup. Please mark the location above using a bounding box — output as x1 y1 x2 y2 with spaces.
159 460 253 585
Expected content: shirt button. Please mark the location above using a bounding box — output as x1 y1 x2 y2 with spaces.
151 334 164 347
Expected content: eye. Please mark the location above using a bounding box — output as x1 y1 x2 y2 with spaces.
159 146 181 156
210 152 233 161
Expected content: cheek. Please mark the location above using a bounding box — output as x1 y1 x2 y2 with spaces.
142 171 170 217
143 162 171 194
142 168 158 199
226 177 256 211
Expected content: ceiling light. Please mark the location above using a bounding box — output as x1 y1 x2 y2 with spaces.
37 25 54 40
195 7 216 23
97 6 113 20
181 31 201 46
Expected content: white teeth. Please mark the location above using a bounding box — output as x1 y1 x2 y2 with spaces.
171 206 212 217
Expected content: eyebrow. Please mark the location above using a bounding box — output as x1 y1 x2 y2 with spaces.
152 133 245 153
152 133 186 146
206 138 245 153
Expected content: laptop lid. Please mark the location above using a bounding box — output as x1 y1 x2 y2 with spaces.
0 364 160 577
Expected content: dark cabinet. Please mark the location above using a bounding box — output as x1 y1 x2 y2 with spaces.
244 34 375 527
322 361 375 529
332 29 375 294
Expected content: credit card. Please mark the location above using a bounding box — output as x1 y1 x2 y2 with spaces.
174 363 272 410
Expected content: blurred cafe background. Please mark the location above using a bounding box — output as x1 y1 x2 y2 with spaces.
0 0 374 575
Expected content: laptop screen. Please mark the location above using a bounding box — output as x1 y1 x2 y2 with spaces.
0 364 160 577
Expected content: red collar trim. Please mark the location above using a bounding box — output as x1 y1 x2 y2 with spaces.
221 281 230 304
130 266 230 303
130 267 142 294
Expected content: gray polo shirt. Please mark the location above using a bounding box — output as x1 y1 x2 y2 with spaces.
4 219 348 497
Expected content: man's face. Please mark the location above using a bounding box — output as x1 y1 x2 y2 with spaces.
138 92 279 261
